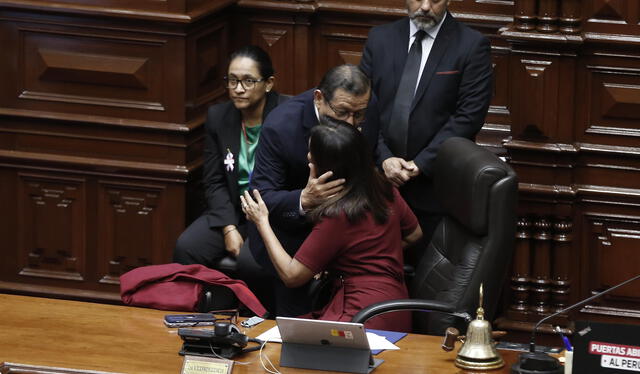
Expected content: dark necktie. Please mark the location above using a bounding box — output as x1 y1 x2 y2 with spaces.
388 30 426 158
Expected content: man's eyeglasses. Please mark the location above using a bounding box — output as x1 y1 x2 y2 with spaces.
224 76 265 90
325 99 367 123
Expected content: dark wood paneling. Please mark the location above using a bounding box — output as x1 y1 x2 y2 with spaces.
7 21 178 122
580 212 640 316
577 56 640 148
250 18 299 95
499 0 640 341
97 179 177 285
17 173 87 282
314 18 371 85
0 1 227 301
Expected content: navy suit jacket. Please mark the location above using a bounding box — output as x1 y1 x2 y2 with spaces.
360 13 492 212
248 89 379 270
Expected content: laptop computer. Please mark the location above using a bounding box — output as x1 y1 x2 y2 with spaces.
276 317 383 374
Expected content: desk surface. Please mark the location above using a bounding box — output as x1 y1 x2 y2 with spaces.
0 294 519 373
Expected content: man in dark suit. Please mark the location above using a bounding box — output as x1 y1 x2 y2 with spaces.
360 0 493 249
248 64 377 316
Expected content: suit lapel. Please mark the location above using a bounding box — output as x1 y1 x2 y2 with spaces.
221 108 241 202
393 19 411 94
411 13 455 113
303 90 319 143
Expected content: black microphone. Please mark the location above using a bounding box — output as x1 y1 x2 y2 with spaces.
511 273 640 374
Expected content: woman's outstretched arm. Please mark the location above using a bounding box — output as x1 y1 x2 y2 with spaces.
241 189 314 288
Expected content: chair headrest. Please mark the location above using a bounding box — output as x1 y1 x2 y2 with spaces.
433 137 514 236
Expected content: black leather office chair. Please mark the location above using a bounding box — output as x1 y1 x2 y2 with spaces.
352 137 518 335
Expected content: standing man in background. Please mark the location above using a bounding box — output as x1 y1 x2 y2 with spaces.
360 0 493 255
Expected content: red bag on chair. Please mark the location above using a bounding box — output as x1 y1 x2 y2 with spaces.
120 263 267 316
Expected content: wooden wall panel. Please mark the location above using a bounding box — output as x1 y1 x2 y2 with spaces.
10 23 176 122
499 0 640 340
17 172 86 282
581 213 640 318
583 0 640 41
0 1 229 300
510 56 558 139
97 180 173 285
249 18 299 95
577 57 640 148
314 20 371 85
187 20 229 119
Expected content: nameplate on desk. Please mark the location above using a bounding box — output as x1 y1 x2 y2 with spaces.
181 355 233 374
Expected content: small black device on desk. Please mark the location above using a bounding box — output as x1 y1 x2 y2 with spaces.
164 313 216 328
178 321 262 359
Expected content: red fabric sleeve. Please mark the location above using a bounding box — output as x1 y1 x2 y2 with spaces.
393 188 419 236
294 215 346 274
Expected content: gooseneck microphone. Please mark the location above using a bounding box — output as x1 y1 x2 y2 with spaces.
511 273 640 374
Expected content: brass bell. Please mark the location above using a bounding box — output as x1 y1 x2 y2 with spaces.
455 284 505 370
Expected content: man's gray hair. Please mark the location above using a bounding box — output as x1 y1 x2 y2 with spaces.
317 64 371 103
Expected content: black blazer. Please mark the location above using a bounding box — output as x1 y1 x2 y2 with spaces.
203 91 288 229
360 13 493 211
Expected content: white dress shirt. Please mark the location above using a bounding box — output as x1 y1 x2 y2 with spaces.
409 13 447 94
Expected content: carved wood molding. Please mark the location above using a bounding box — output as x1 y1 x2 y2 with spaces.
0 0 237 23
19 90 165 112
0 108 202 132
237 0 317 13
16 172 87 283
238 0 514 26
506 140 578 153
518 183 577 198
97 179 167 285
581 213 640 317
0 150 194 181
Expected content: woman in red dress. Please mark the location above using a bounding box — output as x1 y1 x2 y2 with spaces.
241 117 422 331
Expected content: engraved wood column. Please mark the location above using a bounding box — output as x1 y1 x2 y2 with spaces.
537 0 558 32
510 217 533 316
551 218 572 311
515 0 537 31
531 218 552 314
559 0 581 34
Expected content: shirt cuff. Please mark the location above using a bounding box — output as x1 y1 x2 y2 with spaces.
299 195 306 216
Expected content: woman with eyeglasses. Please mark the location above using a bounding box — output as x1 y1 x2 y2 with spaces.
241 117 422 332
173 46 288 289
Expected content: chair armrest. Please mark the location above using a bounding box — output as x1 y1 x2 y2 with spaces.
351 299 472 325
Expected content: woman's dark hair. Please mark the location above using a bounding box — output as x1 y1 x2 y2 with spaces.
229 45 275 79
308 115 393 224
